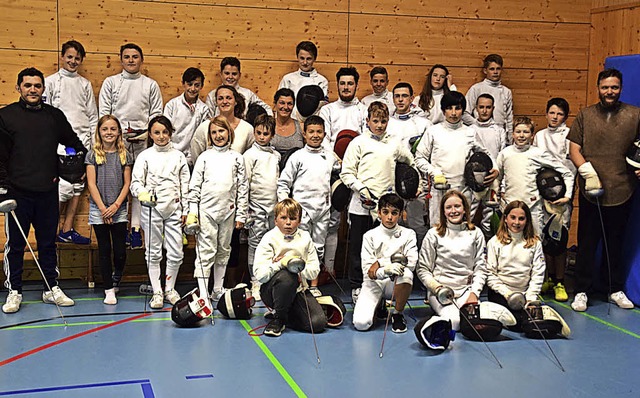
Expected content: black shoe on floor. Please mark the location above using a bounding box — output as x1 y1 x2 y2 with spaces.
264 318 285 337
375 299 389 320
391 313 407 333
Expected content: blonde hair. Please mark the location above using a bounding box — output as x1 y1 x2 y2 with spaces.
208 116 235 147
496 200 539 248
94 115 127 165
435 190 475 237
274 198 302 221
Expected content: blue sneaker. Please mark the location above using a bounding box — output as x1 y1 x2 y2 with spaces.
130 227 143 249
57 229 90 244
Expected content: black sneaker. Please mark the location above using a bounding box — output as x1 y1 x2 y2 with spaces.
375 299 389 320
391 313 407 333
264 318 285 337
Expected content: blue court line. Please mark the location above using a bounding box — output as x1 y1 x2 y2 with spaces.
185 374 215 380
0 379 154 396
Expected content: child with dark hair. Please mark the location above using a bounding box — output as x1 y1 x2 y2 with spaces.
278 41 329 104
130 116 190 309
164 67 211 166
353 193 417 333
533 98 575 301
361 66 395 114
254 198 326 337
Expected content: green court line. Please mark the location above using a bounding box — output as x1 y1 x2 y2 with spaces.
239 320 306 398
552 301 640 339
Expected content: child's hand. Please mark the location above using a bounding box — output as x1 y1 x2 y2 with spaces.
235 221 244 229
103 203 120 219
483 169 499 185
551 197 570 206
181 215 187 226
446 74 453 87
465 292 479 304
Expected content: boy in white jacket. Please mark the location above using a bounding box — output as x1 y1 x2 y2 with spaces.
244 115 280 300
130 116 190 309
254 199 326 337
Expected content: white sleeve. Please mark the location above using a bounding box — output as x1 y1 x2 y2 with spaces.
276 154 297 202
339 141 366 193
404 230 418 273
190 121 209 163
129 154 148 197
504 88 513 135
248 90 273 116
485 239 510 296
463 86 479 126
360 232 377 278
417 230 441 292
253 236 282 284
470 230 488 297
85 83 99 143
178 154 191 216
234 154 249 223
188 155 205 213
300 238 320 281
414 128 436 177
525 241 546 301
149 81 163 119
98 78 113 118
243 152 256 187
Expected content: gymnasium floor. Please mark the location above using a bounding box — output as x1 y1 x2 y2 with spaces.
0 281 638 398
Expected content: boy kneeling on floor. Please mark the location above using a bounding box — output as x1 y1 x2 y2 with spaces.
253 198 327 337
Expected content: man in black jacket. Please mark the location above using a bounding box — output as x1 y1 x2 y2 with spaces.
1 67 87 313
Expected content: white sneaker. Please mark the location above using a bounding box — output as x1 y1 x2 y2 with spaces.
571 292 588 312
104 288 117 305
164 289 181 305
2 291 23 313
149 292 164 309
352 287 361 304
610 291 634 309
42 286 75 306
309 287 322 298
251 283 261 302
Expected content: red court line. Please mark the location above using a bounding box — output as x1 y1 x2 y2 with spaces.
0 312 152 367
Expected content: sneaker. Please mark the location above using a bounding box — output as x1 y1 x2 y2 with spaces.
571 292 588 312
42 286 75 306
164 289 181 305
2 290 22 313
309 287 322 298
251 283 261 302
351 287 361 304
375 299 389 320
264 318 285 337
130 227 143 249
149 292 164 309
211 289 226 302
104 288 117 305
541 277 554 294
391 313 407 333
57 229 91 245
264 309 276 319
554 283 568 302
610 291 634 309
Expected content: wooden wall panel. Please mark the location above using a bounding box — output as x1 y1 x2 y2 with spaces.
59 0 348 62
0 50 58 106
150 0 348 12
348 15 589 70
0 1 58 50
351 0 590 23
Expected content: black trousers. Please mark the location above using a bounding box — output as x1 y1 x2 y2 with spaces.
347 213 377 289
574 193 632 294
261 269 326 333
93 222 128 289
4 188 59 293
487 288 526 331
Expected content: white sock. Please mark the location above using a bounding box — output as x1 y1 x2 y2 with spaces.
212 263 226 292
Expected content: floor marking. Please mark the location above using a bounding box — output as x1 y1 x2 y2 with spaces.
0 379 153 396
553 301 640 339
239 320 307 398
0 312 152 367
185 374 215 380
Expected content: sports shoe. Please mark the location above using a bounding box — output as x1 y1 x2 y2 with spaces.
264 309 276 319
554 283 568 302
130 227 143 249
264 318 285 337
164 289 181 305
149 292 164 309
42 286 75 306
104 288 117 305
391 313 407 333
251 283 261 302
309 287 322 298
351 287 361 304
375 299 389 320
2 290 22 313
57 228 91 245
540 277 554 294
571 292 588 312
610 291 634 309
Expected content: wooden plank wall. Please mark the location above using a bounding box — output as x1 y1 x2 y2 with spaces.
0 0 593 281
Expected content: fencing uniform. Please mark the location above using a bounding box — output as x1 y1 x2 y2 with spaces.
279 69 329 122
189 144 248 294
244 142 280 271
414 121 492 226
495 144 574 234
418 223 487 330
190 118 255 162
164 94 211 166
412 84 458 125
353 224 417 331
362 90 395 115
130 143 190 294
277 145 338 260
464 79 513 138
